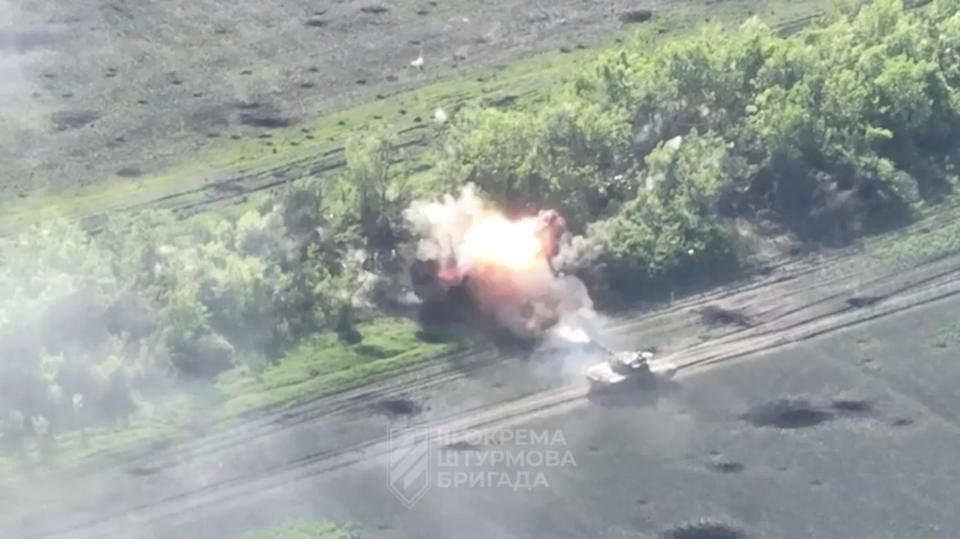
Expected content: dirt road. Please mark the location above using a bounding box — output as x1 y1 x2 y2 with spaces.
4 211 960 538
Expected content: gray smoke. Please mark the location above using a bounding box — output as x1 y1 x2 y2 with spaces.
404 183 600 343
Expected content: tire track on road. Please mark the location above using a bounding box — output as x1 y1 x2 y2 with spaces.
23 248 960 539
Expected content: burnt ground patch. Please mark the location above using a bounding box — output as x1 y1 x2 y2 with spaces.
374 397 422 417
706 460 744 474
830 398 873 414
116 166 142 178
51 109 100 130
742 399 833 429
846 295 883 308
620 9 654 24
239 111 296 129
697 305 752 328
661 520 745 539
443 440 481 452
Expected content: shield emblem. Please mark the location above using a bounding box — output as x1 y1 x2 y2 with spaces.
388 427 431 507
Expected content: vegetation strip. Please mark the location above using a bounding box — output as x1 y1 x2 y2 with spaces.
3 0 960 479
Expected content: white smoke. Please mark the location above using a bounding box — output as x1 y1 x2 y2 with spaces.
404 182 486 273
403 183 599 343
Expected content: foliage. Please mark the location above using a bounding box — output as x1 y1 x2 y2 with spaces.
869 218 960 263
437 0 960 291
442 99 630 231
6 0 960 461
584 131 741 290
216 318 456 415
0 134 392 454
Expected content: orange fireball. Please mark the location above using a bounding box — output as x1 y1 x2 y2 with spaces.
461 214 545 271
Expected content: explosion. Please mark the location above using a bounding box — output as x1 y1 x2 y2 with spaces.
405 184 594 342
460 215 544 272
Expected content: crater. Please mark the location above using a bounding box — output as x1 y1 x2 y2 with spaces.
830 399 872 414
846 295 882 308
360 5 389 14
51 109 100 130
375 397 422 417
239 112 295 128
662 520 744 539
620 9 653 24
743 399 833 429
443 440 480 452
698 305 752 328
116 166 142 178
707 460 744 474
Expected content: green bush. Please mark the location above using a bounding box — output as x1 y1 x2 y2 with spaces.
585 131 740 291
7 0 960 455
443 100 630 232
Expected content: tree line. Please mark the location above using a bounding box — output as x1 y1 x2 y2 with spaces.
3 0 958 457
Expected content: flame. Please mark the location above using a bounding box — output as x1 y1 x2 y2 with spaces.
437 267 458 282
461 214 545 271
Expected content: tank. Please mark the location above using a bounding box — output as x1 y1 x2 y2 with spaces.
583 349 677 388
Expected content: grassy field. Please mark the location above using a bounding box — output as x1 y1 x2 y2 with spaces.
0 0 833 235
0 317 461 483
216 318 460 416
869 217 960 265
3 0 891 485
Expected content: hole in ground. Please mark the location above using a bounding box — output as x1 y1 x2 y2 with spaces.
743 399 833 429
831 398 872 414
443 440 480 451
707 460 744 474
375 397 422 417
662 521 745 539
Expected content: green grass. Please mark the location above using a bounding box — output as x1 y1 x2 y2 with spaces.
216 317 459 416
868 213 960 265
0 0 836 480
234 518 356 539
0 391 202 484
0 318 461 484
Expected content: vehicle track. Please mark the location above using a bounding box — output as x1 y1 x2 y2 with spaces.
61 7 848 237
12 219 960 538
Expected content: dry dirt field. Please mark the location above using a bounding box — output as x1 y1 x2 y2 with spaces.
1 0 683 190
0 0 824 233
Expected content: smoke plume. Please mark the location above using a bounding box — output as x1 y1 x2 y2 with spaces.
404 184 598 343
